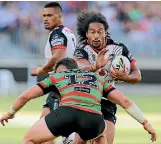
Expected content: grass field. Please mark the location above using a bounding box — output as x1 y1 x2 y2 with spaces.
0 96 161 144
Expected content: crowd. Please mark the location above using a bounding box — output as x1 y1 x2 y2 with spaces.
0 1 160 57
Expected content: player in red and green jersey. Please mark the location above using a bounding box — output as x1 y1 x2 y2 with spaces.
0 54 157 144
39 69 113 115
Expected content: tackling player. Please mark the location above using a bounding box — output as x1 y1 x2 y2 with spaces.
30 2 76 144
0 56 156 144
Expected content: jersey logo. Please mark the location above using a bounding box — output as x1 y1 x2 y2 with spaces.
74 50 84 58
99 69 106 76
75 87 90 93
51 36 64 46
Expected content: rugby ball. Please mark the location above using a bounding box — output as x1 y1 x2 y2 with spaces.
111 55 131 75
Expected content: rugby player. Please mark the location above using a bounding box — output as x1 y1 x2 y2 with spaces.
30 2 76 144
72 11 142 144
0 56 156 144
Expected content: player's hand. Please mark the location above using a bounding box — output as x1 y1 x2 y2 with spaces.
110 65 129 81
30 67 53 76
96 48 112 69
143 123 157 142
0 113 14 126
30 67 39 76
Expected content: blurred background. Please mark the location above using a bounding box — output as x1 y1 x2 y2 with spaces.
0 1 161 144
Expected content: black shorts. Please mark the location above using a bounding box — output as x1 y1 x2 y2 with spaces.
45 106 105 141
101 99 117 124
43 91 59 110
43 92 117 124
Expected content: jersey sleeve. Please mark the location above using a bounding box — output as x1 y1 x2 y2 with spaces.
49 31 67 51
37 76 59 95
121 43 136 67
103 81 116 98
73 48 89 60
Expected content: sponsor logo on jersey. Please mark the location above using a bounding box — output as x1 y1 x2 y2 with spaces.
75 87 90 93
51 36 64 46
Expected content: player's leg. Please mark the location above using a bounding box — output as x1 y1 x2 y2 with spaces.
41 92 59 144
40 107 50 118
73 133 83 144
23 117 55 144
101 99 117 144
24 106 77 144
94 135 108 144
104 120 115 144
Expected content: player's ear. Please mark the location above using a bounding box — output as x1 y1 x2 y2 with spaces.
58 13 62 18
86 32 88 38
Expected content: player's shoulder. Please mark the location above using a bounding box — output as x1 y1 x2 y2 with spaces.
107 38 127 48
49 25 65 36
52 25 75 37
49 25 69 45
50 72 63 79
74 48 89 59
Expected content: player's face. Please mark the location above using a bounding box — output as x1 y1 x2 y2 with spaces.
86 22 106 51
56 65 68 72
42 8 61 31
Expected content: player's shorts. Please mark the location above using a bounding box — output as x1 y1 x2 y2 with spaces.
101 98 117 124
43 92 117 124
43 91 59 110
45 106 105 141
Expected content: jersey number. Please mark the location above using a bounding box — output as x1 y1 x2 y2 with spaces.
65 74 97 87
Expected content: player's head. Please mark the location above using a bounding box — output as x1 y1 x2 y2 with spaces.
55 58 78 72
42 2 63 30
77 11 110 51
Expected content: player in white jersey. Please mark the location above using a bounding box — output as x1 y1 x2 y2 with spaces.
30 2 76 144
71 12 142 144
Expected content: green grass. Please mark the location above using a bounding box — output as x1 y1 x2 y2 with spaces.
0 96 46 113
0 124 160 144
114 126 161 144
0 96 161 144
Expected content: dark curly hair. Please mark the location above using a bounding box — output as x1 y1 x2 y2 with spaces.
76 11 110 44
55 58 78 71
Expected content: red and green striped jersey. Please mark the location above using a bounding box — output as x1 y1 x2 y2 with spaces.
38 69 115 115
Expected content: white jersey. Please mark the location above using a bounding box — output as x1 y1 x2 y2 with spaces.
74 39 135 83
45 25 76 63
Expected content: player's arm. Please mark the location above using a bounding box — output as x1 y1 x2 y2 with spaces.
31 32 67 76
110 43 141 83
39 32 67 73
122 44 141 83
74 48 111 72
0 76 56 126
103 82 157 142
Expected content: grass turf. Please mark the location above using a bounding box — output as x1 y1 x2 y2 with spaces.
0 123 160 144
0 95 161 144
